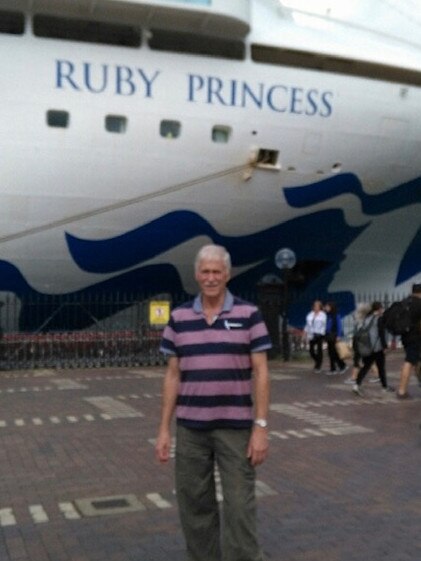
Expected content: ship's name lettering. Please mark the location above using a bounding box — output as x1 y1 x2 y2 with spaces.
188 74 333 116
56 60 160 96
55 61 333 117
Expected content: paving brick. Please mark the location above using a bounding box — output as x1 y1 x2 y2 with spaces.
0 353 420 560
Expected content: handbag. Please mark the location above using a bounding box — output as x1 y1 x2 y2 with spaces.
335 340 352 360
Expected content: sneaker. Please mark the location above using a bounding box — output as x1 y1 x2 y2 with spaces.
369 378 381 384
339 366 348 375
396 392 411 400
382 386 395 393
314 369 322 374
344 377 356 385
326 370 338 376
352 384 363 396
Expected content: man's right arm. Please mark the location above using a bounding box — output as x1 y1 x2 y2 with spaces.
155 355 180 463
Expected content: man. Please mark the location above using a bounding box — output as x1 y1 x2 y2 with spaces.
155 244 271 561
397 283 421 399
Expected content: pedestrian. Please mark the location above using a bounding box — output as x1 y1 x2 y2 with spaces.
352 301 393 396
324 301 347 375
155 244 271 561
396 283 421 399
344 302 371 384
304 300 327 373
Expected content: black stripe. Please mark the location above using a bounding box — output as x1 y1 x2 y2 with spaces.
180 369 252 382
177 395 253 407
177 419 253 430
178 342 250 356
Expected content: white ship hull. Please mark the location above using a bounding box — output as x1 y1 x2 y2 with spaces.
0 0 420 329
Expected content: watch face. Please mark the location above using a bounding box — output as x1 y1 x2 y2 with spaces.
255 419 267 428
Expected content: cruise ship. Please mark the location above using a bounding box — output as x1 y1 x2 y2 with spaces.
0 0 420 329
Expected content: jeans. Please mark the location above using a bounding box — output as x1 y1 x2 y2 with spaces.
175 425 264 561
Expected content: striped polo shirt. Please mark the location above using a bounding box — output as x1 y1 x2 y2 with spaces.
160 291 272 429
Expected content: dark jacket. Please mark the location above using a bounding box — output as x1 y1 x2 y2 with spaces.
403 296 421 344
325 312 343 341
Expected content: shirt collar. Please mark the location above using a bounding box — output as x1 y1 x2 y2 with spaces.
193 290 234 315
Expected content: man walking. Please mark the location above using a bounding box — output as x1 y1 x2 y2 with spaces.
155 244 271 561
397 283 421 399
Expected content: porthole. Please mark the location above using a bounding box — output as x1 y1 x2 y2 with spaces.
212 125 231 143
47 110 69 128
105 115 127 133
160 120 181 139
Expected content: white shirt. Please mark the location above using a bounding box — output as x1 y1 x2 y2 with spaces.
305 310 327 340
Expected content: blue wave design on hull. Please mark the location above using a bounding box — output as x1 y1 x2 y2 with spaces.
284 173 421 214
65 208 364 274
0 172 419 331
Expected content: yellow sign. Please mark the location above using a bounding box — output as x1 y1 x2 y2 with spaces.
149 300 170 326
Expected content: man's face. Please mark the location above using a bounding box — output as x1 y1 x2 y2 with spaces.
195 258 230 300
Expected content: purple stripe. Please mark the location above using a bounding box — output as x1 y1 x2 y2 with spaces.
177 329 250 346
179 380 252 396
176 405 253 422
172 303 260 322
161 325 176 341
172 307 197 321
250 323 270 339
226 304 256 316
180 354 251 371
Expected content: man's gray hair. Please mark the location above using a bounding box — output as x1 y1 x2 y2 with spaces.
195 244 231 273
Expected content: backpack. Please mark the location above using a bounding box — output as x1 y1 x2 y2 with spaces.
354 316 376 357
382 297 412 336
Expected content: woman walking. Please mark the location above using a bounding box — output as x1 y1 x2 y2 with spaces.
304 300 327 373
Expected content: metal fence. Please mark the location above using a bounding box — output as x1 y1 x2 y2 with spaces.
0 290 406 371
0 293 171 370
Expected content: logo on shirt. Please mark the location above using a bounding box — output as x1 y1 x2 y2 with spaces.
224 320 243 330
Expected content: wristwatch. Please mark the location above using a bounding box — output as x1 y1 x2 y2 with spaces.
254 418 268 428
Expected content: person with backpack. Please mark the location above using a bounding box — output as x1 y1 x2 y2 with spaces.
352 301 394 396
344 302 371 384
396 283 421 399
324 301 347 375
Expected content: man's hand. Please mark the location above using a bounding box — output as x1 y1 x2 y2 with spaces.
155 429 172 463
247 426 269 467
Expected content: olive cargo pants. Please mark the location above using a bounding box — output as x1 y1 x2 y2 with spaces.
175 425 265 561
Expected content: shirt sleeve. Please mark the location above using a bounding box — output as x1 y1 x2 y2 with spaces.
249 308 272 352
159 315 178 356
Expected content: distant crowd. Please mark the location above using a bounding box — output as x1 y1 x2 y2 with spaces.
304 283 421 399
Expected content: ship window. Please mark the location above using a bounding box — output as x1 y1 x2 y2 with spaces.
47 110 69 128
251 44 421 88
160 120 181 139
149 29 245 60
0 10 25 34
105 115 127 134
33 15 141 48
212 126 231 143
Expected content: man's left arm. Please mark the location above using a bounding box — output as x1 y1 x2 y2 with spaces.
247 351 270 467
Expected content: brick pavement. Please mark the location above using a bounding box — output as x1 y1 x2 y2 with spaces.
0 352 420 561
